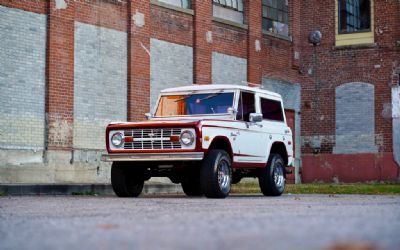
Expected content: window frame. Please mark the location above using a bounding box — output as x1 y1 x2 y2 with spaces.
261 0 290 37
334 0 374 47
153 90 235 118
153 0 192 9
212 0 244 12
236 91 256 122
338 0 372 34
259 97 285 123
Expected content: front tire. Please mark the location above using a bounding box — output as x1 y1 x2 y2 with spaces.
181 181 203 197
200 150 232 198
181 165 203 196
258 154 286 196
111 162 144 197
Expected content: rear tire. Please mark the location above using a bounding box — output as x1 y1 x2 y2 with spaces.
200 150 232 198
111 162 144 197
258 153 285 196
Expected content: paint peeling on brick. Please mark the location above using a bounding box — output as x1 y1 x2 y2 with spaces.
206 31 213 44
132 10 145 27
55 0 67 10
47 115 73 148
255 39 261 52
301 134 384 154
140 42 151 57
381 103 392 119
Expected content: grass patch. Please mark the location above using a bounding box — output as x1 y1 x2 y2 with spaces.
71 191 98 196
231 182 400 195
0 191 6 197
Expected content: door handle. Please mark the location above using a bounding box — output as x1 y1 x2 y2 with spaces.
230 131 240 136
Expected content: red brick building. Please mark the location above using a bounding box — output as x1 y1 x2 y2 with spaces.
0 0 399 184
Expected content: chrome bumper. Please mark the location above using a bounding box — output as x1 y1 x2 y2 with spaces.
101 152 204 162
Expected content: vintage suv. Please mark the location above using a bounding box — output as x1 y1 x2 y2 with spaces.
102 84 293 198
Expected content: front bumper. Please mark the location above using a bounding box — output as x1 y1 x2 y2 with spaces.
101 152 204 162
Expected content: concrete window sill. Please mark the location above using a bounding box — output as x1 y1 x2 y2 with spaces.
333 43 377 50
212 17 248 30
262 30 292 42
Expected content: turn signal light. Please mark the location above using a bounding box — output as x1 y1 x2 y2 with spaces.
170 135 180 142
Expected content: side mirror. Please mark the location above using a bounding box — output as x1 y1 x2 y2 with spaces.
227 107 237 114
145 113 153 120
249 113 263 123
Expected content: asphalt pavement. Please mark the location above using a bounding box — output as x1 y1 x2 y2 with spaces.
0 194 399 250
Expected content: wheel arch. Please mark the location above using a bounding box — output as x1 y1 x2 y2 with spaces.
269 141 288 166
207 136 233 159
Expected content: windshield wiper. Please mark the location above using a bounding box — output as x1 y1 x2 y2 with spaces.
174 91 224 102
174 95 193 102
198 91 224 101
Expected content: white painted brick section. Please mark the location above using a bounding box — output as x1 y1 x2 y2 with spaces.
334 82 377 154
392 86 400 166
262 77 301 112
150 39 193 110
74 22 128 150
0 6 47 149
212 52 247 86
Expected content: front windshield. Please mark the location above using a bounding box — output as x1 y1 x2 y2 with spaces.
155 92 234 117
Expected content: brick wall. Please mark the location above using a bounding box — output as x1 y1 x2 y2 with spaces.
246 0 263 84
212 21 247 59
299 0 400 182
193 0 212 84
0 0 399 184
150 4 193 46
298 0 399 155
128 0 151 122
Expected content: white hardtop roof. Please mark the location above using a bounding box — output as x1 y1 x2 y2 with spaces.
160 84 282 98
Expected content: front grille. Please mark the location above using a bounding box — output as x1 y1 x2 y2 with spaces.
124 128 182 150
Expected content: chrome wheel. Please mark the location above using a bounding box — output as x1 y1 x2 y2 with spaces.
201 149 232 198
273 163 285 190
218 160 231 193
258 154 285 196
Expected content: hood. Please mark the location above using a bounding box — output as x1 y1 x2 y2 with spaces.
107 119 202 129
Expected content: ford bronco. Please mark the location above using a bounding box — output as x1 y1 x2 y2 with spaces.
102 84 293 198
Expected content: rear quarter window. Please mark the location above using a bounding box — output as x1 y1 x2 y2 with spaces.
260 98 284 122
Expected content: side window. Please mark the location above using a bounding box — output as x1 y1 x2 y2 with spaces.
237 92 255 122
260 98 284 122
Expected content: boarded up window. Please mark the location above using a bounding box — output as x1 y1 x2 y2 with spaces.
333 82 377 154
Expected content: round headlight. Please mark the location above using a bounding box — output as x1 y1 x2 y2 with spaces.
180 130 195 146
111 132 124 148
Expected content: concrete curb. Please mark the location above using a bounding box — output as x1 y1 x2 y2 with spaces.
0 183 183 196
